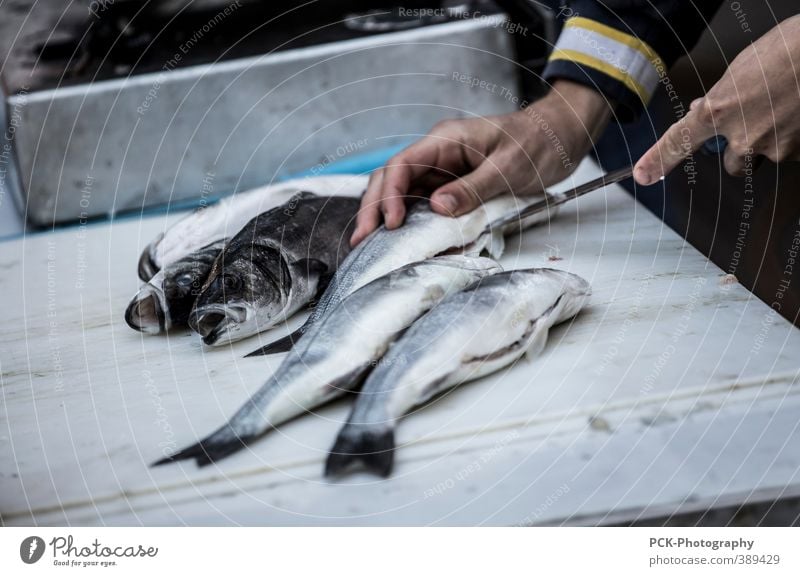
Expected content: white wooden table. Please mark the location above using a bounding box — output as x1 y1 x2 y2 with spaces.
2 160 799 526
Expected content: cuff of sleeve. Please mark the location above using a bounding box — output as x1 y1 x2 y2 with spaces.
543 16 667 121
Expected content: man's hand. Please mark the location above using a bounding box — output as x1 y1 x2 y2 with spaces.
635 14 800 185
350 79 612 245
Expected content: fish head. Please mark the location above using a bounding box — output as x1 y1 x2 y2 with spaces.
189 246 291 345
161 260 212 326
125 275 171 334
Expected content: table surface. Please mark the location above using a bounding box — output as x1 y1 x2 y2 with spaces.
2 160 799 526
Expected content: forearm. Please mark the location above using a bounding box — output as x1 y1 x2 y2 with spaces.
521 79 613 163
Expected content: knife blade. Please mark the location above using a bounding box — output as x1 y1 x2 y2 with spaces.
489 165 634 231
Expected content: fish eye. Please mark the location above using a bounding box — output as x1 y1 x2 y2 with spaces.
222 274 241 292
176 274 193 288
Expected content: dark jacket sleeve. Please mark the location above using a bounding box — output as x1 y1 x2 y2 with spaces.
541 0 724 120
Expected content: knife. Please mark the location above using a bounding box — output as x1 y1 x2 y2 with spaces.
488 134 730 230
489 165 634 231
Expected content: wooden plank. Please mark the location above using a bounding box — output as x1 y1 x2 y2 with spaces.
2 160 799 525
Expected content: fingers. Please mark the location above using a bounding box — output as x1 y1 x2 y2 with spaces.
430 161 504 217
350 170 384 246
379 162 412 230
380 141 443 225
723 144 749 176
351 138 444 245
634 97 717 185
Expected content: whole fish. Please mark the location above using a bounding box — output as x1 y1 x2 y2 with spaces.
326 268 591 477
127 175 366 333
126 239 225 333
137 175 367 281
155 255 502 467
248 192 558 356
189 192 360 346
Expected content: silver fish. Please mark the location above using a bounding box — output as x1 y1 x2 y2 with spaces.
137 175 367 281
189 192 360 346
248 192 558 356
155 255 502 467
326 268 591 477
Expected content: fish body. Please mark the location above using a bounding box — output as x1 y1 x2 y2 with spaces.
137 175 367 281
189 192 360 346
249 192 558 356
156 255 502 467
326 268 591 477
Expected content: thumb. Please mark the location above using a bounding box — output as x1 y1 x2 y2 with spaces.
430 162 504 217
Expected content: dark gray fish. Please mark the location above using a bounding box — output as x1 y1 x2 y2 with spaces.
126 240 225 333
154 255 501 467
136 175 366 281
189 192 360 346
136 186 300 282
326 268 591 477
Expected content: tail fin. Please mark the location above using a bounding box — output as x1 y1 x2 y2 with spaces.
245 325 306 357
151 427 255 468
325 425 395 478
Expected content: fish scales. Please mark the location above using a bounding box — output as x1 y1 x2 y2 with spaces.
326 268 591 478
128 176 366 333
155 255 501 467
137 175 366 281
189 193 360 345
249 192 558 356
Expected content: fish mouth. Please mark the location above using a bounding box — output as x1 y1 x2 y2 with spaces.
189 305 248 346
125 284 168 334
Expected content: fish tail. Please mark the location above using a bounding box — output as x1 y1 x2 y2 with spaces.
244 325 306 357
151 426 255 468
325 424 395 478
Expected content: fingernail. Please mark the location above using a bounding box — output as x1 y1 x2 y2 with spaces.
634 166 654 186
435 194 458 215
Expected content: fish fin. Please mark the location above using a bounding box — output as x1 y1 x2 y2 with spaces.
484 228 505 259
292 257 329 277
152 426 257 467
523 294 566 361
325 425 395 478
524 317 551 361
244 325 306 357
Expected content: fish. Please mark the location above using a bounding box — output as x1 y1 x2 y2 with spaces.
188 192 360 346
325 268 591 478
125 239 225 333
247 192 558 356
136 175 367 281
127 175 366 334
154 255 502 467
